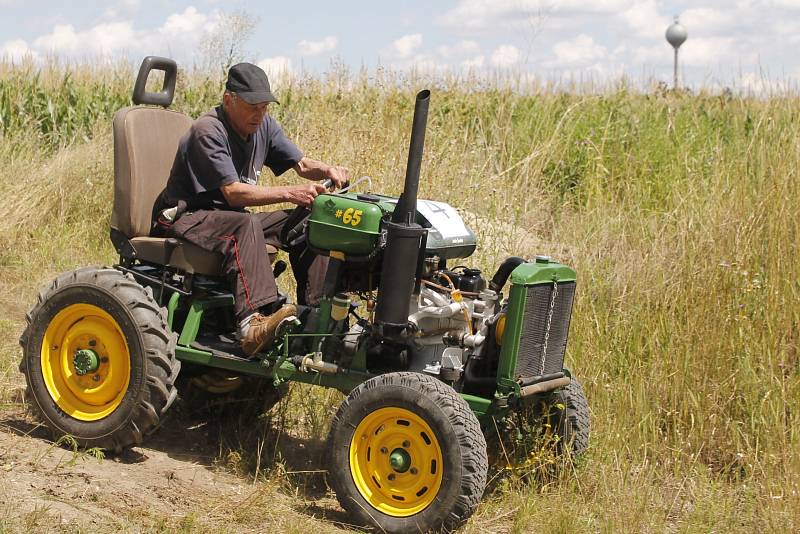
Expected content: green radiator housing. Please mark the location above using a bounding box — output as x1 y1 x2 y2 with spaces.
496 257 578 391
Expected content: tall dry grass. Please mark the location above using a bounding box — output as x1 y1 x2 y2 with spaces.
0 60 798 531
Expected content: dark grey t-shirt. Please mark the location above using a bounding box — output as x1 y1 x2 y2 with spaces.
153 105 303 217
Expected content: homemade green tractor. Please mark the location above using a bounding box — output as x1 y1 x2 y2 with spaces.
19 57 589 533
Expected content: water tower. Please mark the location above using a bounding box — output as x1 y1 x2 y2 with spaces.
665 17 688 89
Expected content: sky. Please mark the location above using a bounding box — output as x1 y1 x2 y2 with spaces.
1 0 799 92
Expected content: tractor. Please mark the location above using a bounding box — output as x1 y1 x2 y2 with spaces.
19 57 589 533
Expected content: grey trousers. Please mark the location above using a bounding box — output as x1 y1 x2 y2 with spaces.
156 209 328 320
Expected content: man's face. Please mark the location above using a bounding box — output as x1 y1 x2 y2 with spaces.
224 92 269 136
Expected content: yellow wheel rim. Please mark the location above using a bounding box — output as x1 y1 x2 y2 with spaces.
349 407 443 517
40 303 131 421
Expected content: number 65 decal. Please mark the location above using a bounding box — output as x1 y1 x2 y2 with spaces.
342 208 363 227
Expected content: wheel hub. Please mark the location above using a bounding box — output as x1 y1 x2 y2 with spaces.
73 349 99 376
389 448 411 473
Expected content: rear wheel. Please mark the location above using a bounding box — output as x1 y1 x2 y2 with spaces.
327 372 487 533
19 267 180 452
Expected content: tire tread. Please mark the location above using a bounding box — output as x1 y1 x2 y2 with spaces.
19 266 180 452
328 372 488 533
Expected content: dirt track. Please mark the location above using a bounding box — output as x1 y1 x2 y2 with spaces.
0 399 357 533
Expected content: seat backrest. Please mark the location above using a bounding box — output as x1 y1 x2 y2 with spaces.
111 107 192 238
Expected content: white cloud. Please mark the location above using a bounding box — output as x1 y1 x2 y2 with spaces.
24 7 222 60
257 56 293 84
102 0 141 20
632 43 668 65
159 6 217 35
34 22 136 56
681 37 740 66
462 54 485 68
296 36 338 56
437 0 631 33
490 44 520 67
389 33 423 59
437 40 480 59
736 71 790 94
773 0 800 8
34 25 80 53
679 8 734 36
0 39 39 62
408 58 449 75
621 0 670 37
551 34 607 64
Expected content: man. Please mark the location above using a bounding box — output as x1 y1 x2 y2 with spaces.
151 62 349 356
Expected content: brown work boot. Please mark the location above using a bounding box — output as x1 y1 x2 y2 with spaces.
241 304 297 356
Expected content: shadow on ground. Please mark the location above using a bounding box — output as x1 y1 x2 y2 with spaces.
0 385 365 532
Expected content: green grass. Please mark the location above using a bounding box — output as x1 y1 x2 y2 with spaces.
0 59 798 531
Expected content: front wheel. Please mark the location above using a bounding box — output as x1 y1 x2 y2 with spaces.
547 377 590 457
492 377 590 474
327 372 488 533
19 267 180 452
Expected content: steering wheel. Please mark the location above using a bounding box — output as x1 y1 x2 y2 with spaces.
280 179 341 249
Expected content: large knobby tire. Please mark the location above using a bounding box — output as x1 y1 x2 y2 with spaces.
489 377 590 476
18 267 180 452
548 377 590 457
327 372 488 533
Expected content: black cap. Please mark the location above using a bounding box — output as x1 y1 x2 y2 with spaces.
225 63 279 104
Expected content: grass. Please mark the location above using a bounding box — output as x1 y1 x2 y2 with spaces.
0 59 798 532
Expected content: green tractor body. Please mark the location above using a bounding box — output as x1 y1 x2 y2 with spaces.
18 56 590 534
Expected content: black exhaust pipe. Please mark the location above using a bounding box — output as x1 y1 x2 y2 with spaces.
393 90 430 224
375 90 430 335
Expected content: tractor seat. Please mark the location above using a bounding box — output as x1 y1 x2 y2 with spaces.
110 105 277 276
129 237 277 275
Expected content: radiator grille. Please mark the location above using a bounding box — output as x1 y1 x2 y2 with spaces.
514 281 576 379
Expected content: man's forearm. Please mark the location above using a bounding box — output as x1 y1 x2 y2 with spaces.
293 156 329 181
220 182 291 208
220 181 325 208
294 156 350 188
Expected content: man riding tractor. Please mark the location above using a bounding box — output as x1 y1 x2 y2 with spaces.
151 62 349 355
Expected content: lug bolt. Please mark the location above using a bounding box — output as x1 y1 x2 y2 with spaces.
88 340 96 347
92 374 101 382
410 467 418 475
387 474 396 481
402 440 410 448
380 447 388 454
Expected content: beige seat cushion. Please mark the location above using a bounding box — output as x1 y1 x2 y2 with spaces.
130 237 224 275
131 238 278 276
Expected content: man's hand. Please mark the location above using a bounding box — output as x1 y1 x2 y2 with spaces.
323 164 350 189
294 156 351 189
285 182 327 207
